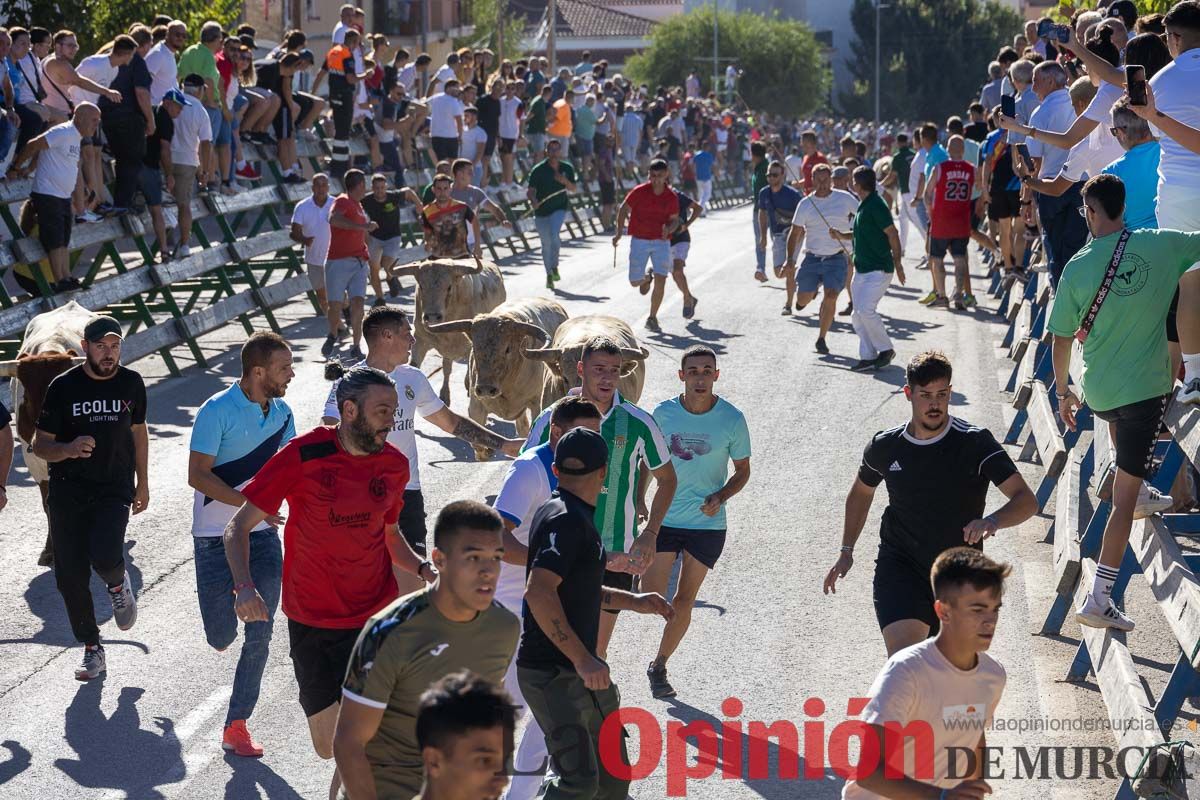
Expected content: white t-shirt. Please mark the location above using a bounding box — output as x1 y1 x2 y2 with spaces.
841 639 1006 799
429 92 464 138
492 443 555 612
397 63 418 93
145 42 178 105
1150 47 1200 201
908 149 927 195
291 195 334 266
432 64 456 89
499 96 523 139
322 363 445 490
32 121 82 199
461 124 489 164
171 99 213 168
332 21 350 44
784 154 804 184
792 190 859 256
71 54 118 107
1059 124 1123 184
12 52 43 106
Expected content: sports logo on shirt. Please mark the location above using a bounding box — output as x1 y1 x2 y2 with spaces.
545 533 562 557
405 384 415 401
318 468 339 497
1110 252 1149 297
429 643 449 656
889 461 902 471
369 476 388 501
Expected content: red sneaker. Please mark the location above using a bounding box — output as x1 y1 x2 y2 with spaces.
222 720 264 757
236 164 262 181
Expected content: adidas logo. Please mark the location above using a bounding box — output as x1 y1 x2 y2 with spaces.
889 461 902 471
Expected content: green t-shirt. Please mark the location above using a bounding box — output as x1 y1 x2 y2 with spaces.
342 587 519 800
892 146 915 194
526 95 547 134
852 191 894 273
524 390 672 552
1047 229 1200 413
575 105 597 140
178 44 220 106
525 159 576 217
751 159 769 207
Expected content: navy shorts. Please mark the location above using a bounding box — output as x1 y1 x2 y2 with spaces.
930 237 968 258
139 166 164 207
656 525 727 570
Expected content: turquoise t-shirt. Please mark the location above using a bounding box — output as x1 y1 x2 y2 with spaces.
575 105 597 140
652 396 751 530
1102 141 1160 230
923 143 949 178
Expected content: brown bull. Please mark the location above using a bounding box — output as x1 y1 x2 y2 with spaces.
521 315 650 408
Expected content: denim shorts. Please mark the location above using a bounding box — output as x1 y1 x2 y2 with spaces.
795 252 849 293
628 237 670 281
139 166 164 207
207 106 232 146
325 256 368 301
576 138 594 157
368 235 403 262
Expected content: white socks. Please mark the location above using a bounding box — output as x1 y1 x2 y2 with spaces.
1091 563 1120 606
1184 353 1200 384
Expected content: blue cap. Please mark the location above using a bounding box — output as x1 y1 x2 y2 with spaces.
163 88 191 107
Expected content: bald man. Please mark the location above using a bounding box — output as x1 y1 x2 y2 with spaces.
923 135 978 309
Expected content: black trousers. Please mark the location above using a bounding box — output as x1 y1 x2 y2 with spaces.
47 481 131 646
102 113 147 209
14 103 46 153
1037 184 1088 289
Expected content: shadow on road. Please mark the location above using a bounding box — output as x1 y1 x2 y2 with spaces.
223 753 305 800
0 740 31 785
552 288 612 303
55 683 183 798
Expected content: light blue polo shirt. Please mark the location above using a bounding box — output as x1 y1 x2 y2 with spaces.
1102 140 1160 230
923 143 949 178
190 383 296 536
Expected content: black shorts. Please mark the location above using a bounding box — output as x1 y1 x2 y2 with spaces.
988 189 1021 221
1093 394 1170 479
287 619 360 717
294 91 317 122
599 180 616 205
929 237 968 259
601 569 635 615
431 136 459 160
970 208 983 232
399 488 428 556
1168 288 1180 344
483 132 498 157
31 192 73 251
272 101 293 140
873 549 938 632
656 525 727 570
499 137 516 155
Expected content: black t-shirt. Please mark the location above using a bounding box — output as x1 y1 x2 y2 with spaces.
255 59 283 94
0 400 10 428
361 190 407 241
476 94 501 137
964 121 989 143
37 365 148 499
670 191 695 245
857 417 1017 570
100 52 152 117
143 105 175 169
517 489 606 670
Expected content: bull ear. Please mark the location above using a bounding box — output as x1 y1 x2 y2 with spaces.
425 320 474 335
522 346 562 364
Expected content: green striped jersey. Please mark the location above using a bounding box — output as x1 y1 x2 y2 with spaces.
524 391 671 552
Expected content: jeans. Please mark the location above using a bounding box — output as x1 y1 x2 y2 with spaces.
1037 184 1088 289
534 209 566 274
753 213 766 272
850 269 894 360
102 113 148 209
0 115 16 171
194 530 283 725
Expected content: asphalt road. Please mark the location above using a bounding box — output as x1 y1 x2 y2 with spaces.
0 203 1144 799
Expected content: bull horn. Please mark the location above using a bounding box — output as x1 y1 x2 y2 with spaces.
619 346 650 361
0 360 18 377
425 319 474 335
522 346 562 363
446 257 486 277
509 322 549 346
389 264 420 277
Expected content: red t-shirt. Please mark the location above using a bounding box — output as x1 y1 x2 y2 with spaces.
623 182 678 240
215 52 235 98
929 159 976 239
241 426 410 629
802 152 829 194
326 194 371 261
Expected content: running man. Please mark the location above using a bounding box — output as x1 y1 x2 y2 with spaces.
922 135 978 310
784 163 858 353
643 345 751 699
188 332 295 757
323 307 523 597
32 316 148 681
226 366 435 800
757 160 802 300
823 350 1037 655
333 501 519 800
667 180 701 319
523 336 677 660
525 138 578 290
322 169 377 361
361 173 421 306
613 158 681 332
841 548 1007 799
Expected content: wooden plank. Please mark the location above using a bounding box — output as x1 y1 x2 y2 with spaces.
230 229 295 261
1008 301 1032 361
1164 397 1200 474
0 242 17 268
1028 381 1068 481
68 270 157 311
0 297 52 338
209 186 283 216
180 292 259 339
153 244 235 285
0 177 34 204
1011 333 1042 411
120 319 184 363
1131 516 1200 669
1072 559 1171 796
1053 444 1085 597
1092 419 1115 501
256 274 312 308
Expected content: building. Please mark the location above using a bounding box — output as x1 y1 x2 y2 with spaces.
519 0 683 73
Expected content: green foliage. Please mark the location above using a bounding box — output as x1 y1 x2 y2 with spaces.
625 8 830 117
0 0 242 54
457 0 527 63
842 0 1023 123
1050 1 1175 20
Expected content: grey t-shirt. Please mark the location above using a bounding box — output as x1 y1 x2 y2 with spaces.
450 185 488 210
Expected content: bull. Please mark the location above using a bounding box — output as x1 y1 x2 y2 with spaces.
0 300 99 566
521 315 650 409
426 298 568 460
390 257 505 405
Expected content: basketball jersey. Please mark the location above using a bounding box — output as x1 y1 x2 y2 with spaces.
929 159 975 239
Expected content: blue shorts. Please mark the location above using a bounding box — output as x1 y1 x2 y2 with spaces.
139 166 164 207
657 525 727 570
207 106 232 146
795 252 848 293
628 237 670 281
576 138 594 157
325 256 368 301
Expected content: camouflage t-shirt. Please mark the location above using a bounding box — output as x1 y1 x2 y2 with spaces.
342 587 519 799
421 199 475 258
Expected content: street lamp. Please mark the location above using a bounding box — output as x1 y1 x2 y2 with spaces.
874 0 889 149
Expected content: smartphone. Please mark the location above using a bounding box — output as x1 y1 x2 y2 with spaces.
1127 65 1148 106
1037 19 1070 42
1015 143 1035 173
1001 94 1016 118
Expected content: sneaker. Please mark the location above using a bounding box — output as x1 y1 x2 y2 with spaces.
645 316 660 331
545 274 555 290
838 303 853 316
1075 594 1135 632
349 345 365 361
551 268 561 282
815 337 829 354
222 720 265 758
1134 483 1173 520
386 277 403 297
236 164 262 181
320 334 336 358
647 663 676 699
753 270 768 283
75 644 106 681
77 210 102 223
174 244 192 259
795 298 807 312
928 296 950 308
683 297 697 319
850 359 876 372
963 293 978 308
781 304 792 316
954 298 966 311
283 173 307 185
108 571 137 631
918 290 938 305
1178 378 1200 406
874 349 896 369
916 255 929 269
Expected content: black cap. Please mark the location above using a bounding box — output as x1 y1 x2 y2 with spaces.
298 48 315 64
83 317 124 342
554 428 608 476
183 73 206 88
1107 0 1137 26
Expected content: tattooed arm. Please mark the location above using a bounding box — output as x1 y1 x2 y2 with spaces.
425 407 524 457
524 567 591 665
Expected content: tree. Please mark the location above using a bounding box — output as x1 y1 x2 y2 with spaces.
625 8 830 118
1051 0 1174 20
456 0 527 64
1 0 241 55
842 0 1022 124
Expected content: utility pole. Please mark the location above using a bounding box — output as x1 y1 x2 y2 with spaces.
548 0 557 72
712 0 719 97
874 1 889 145
496 0 504 60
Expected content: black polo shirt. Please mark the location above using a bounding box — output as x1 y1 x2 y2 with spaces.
99 52 152 118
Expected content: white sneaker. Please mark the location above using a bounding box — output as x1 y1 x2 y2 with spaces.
108 571 137 631
1178 378 1200 405
1134 483 1173 520
174 244 192 259
75 644 106 681
78 210 103 223
1075 594 1135 632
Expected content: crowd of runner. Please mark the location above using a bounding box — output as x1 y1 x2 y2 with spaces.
5 0 1200 798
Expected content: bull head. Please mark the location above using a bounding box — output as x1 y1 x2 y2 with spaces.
399 259 489 326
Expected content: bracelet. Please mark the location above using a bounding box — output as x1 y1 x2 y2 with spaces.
1021 201 1031 205
1056 390 1070 399
233 582 255 594
840 545 854 553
